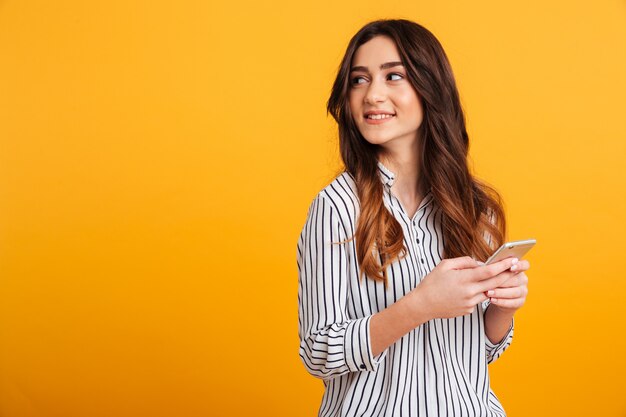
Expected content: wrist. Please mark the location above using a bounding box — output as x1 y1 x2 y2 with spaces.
487 302 517 318
404 286 433 326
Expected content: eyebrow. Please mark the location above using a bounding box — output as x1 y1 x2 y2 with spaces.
350 61 404 72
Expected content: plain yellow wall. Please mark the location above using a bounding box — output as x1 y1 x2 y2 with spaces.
1 0 625 416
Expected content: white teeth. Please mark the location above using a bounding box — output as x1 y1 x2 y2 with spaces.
367 114 394 120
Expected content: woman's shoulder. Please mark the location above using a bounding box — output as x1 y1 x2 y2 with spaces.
309 171 360 224
318 171 357 200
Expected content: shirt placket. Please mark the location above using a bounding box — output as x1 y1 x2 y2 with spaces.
385 186 417 289
411 217 428 282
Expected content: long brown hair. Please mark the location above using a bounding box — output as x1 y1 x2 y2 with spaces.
327 19 506 284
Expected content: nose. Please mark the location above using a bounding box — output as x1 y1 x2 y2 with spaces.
364 78 387 104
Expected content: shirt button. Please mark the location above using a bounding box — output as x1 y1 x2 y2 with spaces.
416 239 420 244
360 364 366 369
421 258 425 264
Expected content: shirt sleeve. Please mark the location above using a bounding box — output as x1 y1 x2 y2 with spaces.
297 194 386 381
482 299 514 364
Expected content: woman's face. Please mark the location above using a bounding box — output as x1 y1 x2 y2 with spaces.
348 35 423 151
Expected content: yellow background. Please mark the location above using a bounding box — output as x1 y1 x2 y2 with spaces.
1 0 625 416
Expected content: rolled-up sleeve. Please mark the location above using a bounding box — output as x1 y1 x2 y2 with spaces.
482 300 514 364
297 195 386 380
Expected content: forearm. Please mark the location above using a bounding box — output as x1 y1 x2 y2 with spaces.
484 303 515 344
370 288 431 357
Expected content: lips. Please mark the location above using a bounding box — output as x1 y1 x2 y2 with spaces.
364 110 395 118
363 110 396 125
366 113 394 120
364 115 395 125
364 110 396 121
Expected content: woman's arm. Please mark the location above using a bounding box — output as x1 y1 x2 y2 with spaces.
370 257 521 357
298 195 387 380
369 287 430 357
483 262 529 344
299 194 524 374
484 304 515 344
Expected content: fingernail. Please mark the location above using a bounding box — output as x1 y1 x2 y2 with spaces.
511 264 518 271
512 258 519 264
487 290 495 296
491 298 498 303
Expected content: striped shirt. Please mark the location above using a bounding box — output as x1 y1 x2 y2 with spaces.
297 162 514 417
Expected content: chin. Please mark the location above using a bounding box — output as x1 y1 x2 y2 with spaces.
361 135 393 146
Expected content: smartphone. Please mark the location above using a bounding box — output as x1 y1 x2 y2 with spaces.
485 239 536 265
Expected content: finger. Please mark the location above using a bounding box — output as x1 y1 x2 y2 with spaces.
476 271 516 293
490 297 524 310
510 259 530 273
471 292 489 306
496 273 529 289
485 286 527 300
445 256 479 270
470 257 519 282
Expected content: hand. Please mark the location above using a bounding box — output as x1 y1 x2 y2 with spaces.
485 259 530 313
411 256 520 320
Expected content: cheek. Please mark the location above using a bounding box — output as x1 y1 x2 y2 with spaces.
348 93 362 121
398 93 423 122
348 91 359 110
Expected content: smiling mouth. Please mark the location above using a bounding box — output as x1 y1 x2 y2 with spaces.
365 114 395 120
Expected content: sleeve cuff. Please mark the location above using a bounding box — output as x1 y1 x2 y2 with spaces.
485 316 514 351
343 316 387 372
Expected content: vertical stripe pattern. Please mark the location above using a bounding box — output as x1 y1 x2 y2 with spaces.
297 162 514 417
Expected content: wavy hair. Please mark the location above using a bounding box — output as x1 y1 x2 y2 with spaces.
327 19 506 285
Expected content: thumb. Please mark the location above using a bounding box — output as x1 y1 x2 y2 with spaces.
445 256 479 270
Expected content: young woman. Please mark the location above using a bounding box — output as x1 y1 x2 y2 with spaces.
297 19 530 416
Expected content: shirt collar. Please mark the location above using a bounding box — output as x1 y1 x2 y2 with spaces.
377 160 434 210
377 161 396 187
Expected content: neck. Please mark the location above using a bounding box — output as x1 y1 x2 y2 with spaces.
378 140 424 198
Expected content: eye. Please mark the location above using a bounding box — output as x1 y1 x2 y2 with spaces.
388 73 403 81
350 76 367 85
